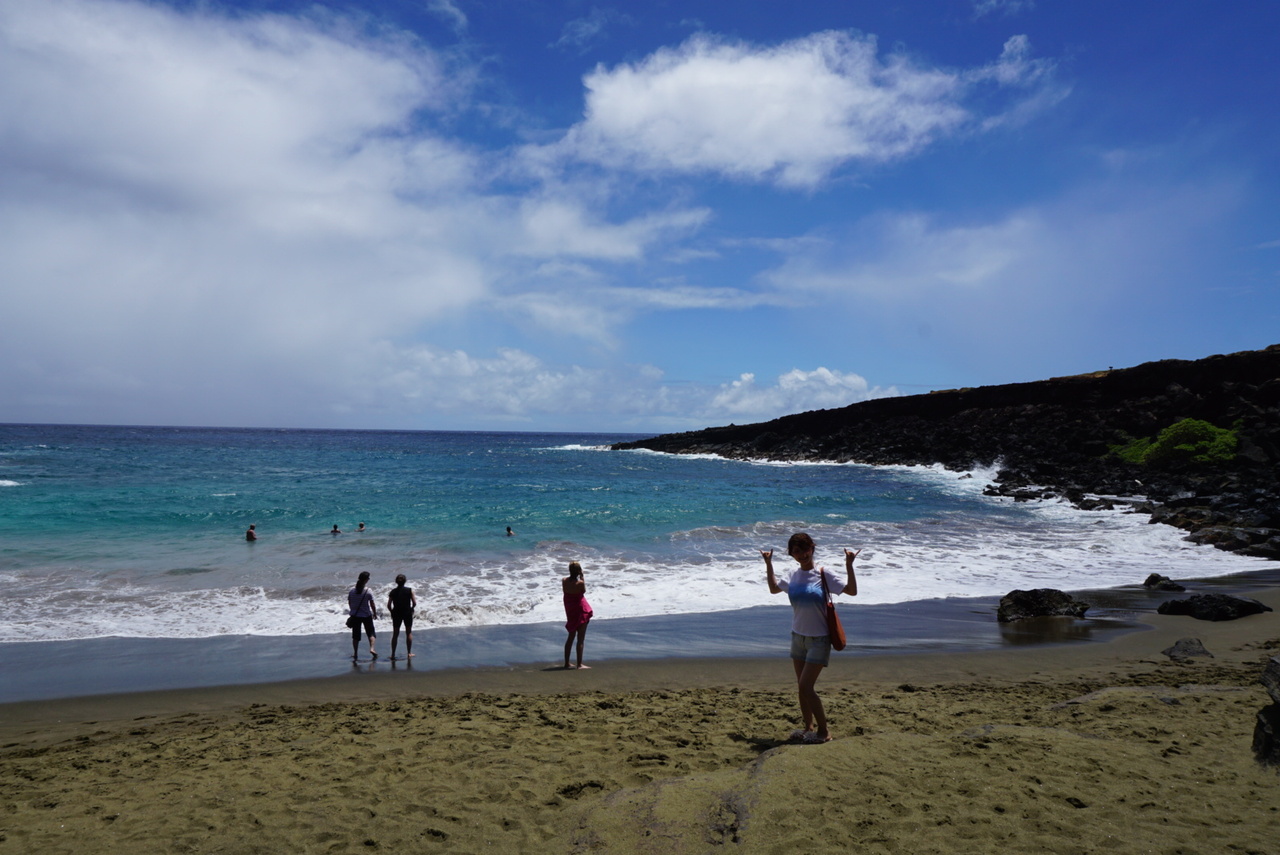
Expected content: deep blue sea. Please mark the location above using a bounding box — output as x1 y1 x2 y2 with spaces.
1 423 1271 645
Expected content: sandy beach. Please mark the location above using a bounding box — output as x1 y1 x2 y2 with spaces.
2 589 1278 854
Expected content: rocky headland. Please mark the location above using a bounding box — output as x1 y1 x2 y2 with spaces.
614 345 1280 559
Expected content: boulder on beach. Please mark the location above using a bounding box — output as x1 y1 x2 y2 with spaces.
1156 593 1273 621
1264 656 1280 705
997 588 1090 623
1143 573 1186 592
1254 657 1280 769
1161 638 1213 661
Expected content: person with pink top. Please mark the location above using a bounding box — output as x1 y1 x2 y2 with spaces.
561 561 593 669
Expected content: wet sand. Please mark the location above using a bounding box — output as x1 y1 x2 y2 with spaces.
0 593 1143 705
2 589 1278 854
15 564 1280 705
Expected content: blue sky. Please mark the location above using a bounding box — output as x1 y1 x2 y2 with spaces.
1 0 1277 433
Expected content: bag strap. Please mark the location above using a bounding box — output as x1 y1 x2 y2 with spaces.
818 567 834 605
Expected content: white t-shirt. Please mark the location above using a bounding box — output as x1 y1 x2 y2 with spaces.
782 567 846 637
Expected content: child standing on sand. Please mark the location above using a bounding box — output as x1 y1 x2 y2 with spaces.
761 532 859 744
562 561 593 670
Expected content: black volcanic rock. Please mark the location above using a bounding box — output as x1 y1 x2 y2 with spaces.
1156 594 1273 621
613 345 1280 555
1161 638 1214 661
1252 657 1280 769
997 589 1090 622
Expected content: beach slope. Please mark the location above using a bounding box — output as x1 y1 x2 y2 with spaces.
2 592 1278 854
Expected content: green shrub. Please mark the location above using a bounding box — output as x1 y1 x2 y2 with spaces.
1110 435 1153 465
1109 418 1237 466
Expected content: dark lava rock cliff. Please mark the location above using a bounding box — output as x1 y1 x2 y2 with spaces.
613 345 1280 559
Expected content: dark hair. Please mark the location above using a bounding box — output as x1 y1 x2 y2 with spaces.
786 532 815 557
395 574 406 586
568 561 583 579
356 570 370 593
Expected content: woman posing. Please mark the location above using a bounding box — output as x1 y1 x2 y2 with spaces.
562 561 593 670
347 570 379 660
761 532 859 743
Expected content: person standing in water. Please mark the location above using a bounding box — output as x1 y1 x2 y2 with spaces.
562 561 593 670
245 524 257 542
386 574 416 660
761 532 859 744
347 571 378 660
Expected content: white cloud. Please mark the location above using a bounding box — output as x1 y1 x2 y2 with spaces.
552 7 630 53
0 0 449 215
973 35 1050 87
495 281 789 349
0 0 488 413
336 344 868 430
0 0 718 429
511 198 709 259
558 30 1057 187
706 368 897 420
973 0 1034 18
427 0 468 34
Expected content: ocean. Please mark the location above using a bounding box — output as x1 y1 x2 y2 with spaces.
2 422 1272 650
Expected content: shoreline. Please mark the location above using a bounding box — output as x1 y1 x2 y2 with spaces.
2 564 1277 710
5 585 1279 745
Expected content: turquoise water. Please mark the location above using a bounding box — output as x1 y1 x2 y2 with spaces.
1 423 1270 643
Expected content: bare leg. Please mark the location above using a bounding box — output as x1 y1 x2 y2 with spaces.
574 626 589 669
390 627 400 659
795 660 829 739
352 630 361 660
563 630 574 669
791 659 813 730
405 629 413 657
367 630 376 659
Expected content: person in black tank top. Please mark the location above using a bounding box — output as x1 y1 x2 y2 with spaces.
387 574 417 660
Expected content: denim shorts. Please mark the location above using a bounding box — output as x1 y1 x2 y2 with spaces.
790 632 832 666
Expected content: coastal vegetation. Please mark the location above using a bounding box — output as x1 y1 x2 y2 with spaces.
1109 417 1239 466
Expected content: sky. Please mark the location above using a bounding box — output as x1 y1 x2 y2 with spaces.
1 0 1277 433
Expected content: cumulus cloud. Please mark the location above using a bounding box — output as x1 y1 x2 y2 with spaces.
0 0 450 214
0 0 716 429
558 30 1057 187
